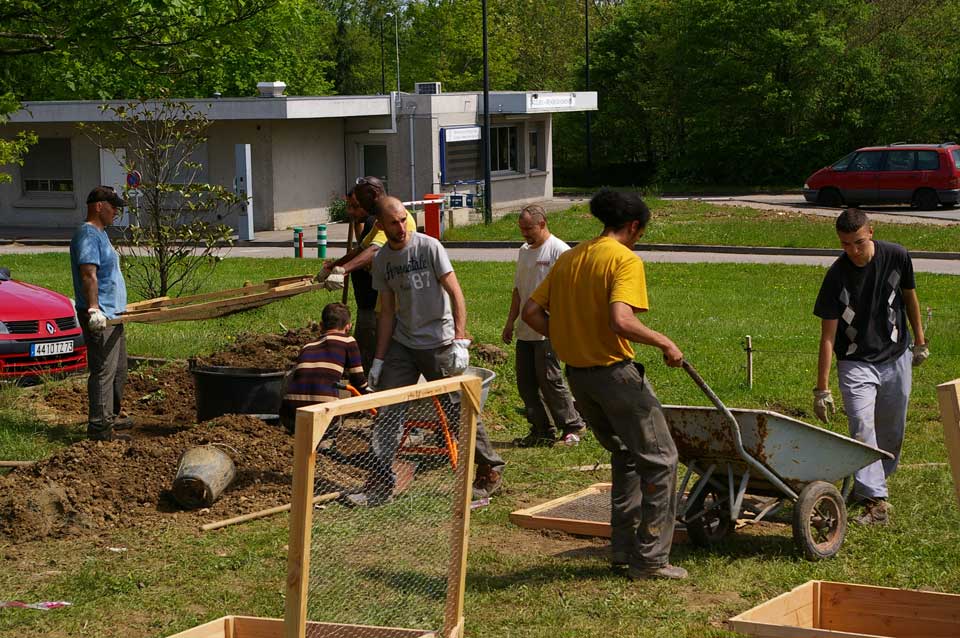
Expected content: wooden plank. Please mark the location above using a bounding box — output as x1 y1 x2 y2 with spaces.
163 617 229 638
298 376 469 431
731 581 816 623
0 460 32 468
938 378 960 508
726 619 882 638
230 615 435 638
442 377 480 638
199 492 341 532
124 296 171 311
283 411 326 638
819 581 960 635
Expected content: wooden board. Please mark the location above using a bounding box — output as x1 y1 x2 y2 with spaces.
938 378 960 508
111 276 322 325
165 616 434 638
729 580 960 638
510 483 688 543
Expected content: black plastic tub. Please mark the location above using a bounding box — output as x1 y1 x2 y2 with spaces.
189 364 288 422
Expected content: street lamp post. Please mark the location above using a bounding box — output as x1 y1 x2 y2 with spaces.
481 0 492 224
386 11 400 95
380 18 386 95
585 0 592 182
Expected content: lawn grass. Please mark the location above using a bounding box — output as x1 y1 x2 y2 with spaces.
1 254 959 638
444 199 960 253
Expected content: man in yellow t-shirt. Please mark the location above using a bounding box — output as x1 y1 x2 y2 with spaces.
522 189 687 581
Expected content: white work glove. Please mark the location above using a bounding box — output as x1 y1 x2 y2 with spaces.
368 358 384 390
87 307 107 333
323 266 346 291
912 342 930 367
813 389 834 423
452 339 471 375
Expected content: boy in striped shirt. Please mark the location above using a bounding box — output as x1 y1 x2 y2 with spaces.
280 303 368 431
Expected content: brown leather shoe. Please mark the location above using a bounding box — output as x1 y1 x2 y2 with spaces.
627 564 689 580
472 465 503 500
854 499 892 525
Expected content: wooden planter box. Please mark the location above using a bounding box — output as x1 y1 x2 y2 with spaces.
166 617 435 638
729 580 960 637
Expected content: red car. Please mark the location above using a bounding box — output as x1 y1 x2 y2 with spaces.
0 268 87 380
802 143 960 210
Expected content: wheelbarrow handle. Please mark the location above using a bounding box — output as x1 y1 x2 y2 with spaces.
680 360 799 501
681 360 727 414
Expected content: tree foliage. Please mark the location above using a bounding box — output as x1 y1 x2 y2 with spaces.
0 93 36 183
81 98 239 300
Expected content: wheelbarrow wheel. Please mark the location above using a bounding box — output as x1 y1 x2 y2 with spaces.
685 482 734 548
792 481 847 561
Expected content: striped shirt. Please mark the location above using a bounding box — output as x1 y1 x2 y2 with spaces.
281 332 368 426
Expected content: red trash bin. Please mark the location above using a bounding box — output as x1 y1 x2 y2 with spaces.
423 193 444 239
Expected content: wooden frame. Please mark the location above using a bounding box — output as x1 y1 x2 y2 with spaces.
938 378 960 508
729 580 960 637
510 483 687 543
166 616 435 638
284 375 480 638
110 275 322 325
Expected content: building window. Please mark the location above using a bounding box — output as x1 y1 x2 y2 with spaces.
529 129 543 171
22 138 74 193
491 126 518 173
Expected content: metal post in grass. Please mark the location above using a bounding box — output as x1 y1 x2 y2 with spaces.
745 335 754 389
317 224 327 259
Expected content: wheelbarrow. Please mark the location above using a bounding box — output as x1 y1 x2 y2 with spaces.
665 361 894 560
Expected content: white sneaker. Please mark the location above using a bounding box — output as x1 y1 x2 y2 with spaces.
560 432 581 446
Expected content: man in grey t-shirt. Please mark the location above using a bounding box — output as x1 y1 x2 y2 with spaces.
347 197 505 506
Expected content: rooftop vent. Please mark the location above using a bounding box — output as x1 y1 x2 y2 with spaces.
415 82 442 95
257 81 287 98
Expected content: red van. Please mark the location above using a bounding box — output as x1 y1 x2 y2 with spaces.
802 143 960 210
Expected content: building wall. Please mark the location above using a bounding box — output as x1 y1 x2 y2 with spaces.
269 118 344 230
0 124 99 228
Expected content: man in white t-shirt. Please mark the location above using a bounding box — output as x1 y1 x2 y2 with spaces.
502 205 586 446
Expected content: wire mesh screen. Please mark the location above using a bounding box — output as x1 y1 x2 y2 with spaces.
291 379 477 638
539 488 611 523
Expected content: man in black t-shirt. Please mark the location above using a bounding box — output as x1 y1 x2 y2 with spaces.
813 209 929 525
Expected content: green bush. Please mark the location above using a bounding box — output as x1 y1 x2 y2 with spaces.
328 193 349 223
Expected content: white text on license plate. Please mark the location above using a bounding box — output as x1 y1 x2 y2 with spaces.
30 340 74 357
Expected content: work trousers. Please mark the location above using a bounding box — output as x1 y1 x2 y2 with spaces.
515 339 584 436
566 360 678 569
81 319 127 440
370 339 505 496
353 307 377 374
838 348 912 500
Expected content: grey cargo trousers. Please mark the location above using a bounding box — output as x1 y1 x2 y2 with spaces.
566 360 678 569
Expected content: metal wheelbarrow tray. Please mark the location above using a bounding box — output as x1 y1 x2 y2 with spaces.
666 362 893 560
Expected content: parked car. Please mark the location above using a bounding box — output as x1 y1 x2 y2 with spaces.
0 268 86 381
802 142 960 210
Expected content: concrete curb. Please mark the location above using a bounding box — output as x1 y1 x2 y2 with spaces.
2 238 958 260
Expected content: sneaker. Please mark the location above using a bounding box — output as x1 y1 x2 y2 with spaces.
89 431 132 442
854 499 892 525
472 465 503 500
514 431 557 448
113 416 134 431
610 551 630 567
559 432 581 447
627 563 688 581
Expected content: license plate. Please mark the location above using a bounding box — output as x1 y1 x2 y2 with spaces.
30 340 74 357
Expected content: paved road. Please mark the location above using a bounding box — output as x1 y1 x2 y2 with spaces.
4 243 959 275
663 193 960 224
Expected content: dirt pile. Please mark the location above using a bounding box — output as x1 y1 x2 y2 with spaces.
0 415 293 543
192 323 326 369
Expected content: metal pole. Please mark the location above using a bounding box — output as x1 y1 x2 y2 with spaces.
380 19 386 95
393 12 401 95
585 0 592 182
745 335 754 389
482 0 493 224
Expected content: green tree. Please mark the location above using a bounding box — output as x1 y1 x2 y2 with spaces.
82 98 239 299
0 93 36 183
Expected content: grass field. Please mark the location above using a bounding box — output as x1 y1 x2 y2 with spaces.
443 199 960 253
1 253 959 638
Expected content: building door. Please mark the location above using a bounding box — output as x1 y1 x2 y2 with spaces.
99 148 130 227
362 145 388 192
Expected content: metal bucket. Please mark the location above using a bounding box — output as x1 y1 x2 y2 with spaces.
172 445 237 509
